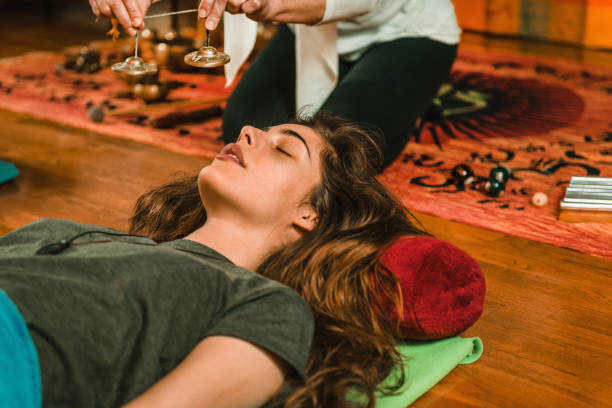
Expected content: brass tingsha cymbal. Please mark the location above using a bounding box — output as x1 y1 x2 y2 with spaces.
111 56 158 76
184 46 230 68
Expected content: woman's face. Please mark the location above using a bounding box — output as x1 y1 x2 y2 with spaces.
198 123 325 233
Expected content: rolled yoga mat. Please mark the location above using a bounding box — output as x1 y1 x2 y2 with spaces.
348 336 484 407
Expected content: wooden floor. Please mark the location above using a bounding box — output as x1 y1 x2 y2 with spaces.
1 6 611 408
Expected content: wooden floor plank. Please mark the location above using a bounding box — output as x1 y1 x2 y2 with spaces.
1 5 612 407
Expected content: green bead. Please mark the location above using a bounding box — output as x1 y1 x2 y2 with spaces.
485 179 505 197
489 166 510 184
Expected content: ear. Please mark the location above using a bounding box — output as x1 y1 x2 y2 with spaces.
293 203 318 232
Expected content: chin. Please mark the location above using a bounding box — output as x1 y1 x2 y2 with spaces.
198 164 225 197
197 164 246 210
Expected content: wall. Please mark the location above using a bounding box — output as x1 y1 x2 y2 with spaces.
452 0 612 49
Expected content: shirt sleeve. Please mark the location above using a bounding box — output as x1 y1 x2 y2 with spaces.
204 288 315 381
319 0 378 24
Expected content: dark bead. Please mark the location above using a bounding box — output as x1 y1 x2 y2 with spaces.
490 166 510 184
484 179 505 197
451 164 475 186
86 63 100 74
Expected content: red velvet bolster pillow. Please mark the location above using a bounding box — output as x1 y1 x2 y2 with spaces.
379 236 486 340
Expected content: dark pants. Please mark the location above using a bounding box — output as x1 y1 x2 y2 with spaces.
222 25 457 168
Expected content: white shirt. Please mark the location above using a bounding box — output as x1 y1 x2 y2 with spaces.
328 0 461 61
224 0 461 110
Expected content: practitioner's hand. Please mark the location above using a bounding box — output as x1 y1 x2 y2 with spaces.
198 0 280 30
199 0 323 28
238 0 277 22
89 0 152 35
198 0 229 30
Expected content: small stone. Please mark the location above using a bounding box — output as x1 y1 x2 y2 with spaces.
88 106 105 123
531 192 548 207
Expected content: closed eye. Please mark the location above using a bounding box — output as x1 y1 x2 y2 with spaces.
276 146 292 157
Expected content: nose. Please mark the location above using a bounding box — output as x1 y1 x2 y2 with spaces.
237 126 259 147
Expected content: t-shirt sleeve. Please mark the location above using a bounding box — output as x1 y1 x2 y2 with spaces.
318 0 378 24
204 288 314 381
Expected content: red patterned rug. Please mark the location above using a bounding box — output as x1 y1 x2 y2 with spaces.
1 44 611 258
0 47 231 158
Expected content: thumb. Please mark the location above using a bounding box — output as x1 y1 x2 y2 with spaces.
241 0 263 15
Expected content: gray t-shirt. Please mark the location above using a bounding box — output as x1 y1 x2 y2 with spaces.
0 218 314 407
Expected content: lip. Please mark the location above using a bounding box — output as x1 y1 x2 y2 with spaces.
216 143 246 168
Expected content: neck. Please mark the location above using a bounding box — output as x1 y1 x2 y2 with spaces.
183 216 279 272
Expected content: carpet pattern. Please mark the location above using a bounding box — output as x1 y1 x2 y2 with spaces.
379 46 612 258
0 49 231 158
0 45 610 258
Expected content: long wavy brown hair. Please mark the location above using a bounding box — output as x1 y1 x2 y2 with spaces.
129 110 429 407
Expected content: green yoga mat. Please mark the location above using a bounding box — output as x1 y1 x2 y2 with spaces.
0 161 19 184
348 336 483 407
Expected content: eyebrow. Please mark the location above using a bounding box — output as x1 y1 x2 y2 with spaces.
264 127 311 159
282 128 311 159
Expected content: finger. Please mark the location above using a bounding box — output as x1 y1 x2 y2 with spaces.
241 0 263 15
137 0 151 28
110 0 138 35
198 0 215 19
227 0 245 13
226 4 241 14
205 0 227 30
123 0 143 28
96 0 113 17
89 0 101 17
226 3 241 13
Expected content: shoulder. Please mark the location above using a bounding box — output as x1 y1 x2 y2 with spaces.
4 218 119 236
204 272 314 380
0 218 132 258
221 264 314 323
0 218 113 245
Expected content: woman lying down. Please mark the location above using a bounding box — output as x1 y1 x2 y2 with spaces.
0 111 428 408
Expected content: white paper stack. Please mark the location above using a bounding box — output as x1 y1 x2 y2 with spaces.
559 176 612 223
560 176 612 211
